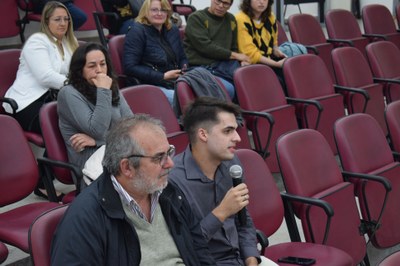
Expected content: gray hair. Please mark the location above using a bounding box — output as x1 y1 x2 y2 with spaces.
102 114 165 176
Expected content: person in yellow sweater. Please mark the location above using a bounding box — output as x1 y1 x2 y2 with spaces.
235 0 287 86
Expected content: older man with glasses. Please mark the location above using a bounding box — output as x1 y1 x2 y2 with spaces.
51 114 216 266
183 0 250 100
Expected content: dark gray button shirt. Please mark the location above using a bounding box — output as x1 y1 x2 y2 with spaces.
169 146 260 265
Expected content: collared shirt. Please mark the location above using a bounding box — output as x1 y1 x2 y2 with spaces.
111 175 161 223
169 146 260 265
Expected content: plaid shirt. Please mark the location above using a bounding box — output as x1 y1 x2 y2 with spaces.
111 175 161 223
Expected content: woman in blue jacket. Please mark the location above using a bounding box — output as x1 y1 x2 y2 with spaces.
123 0 188 105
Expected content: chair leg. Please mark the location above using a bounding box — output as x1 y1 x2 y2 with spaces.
38 162 58 202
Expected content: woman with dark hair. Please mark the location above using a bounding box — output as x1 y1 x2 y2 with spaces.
235 0 287 80
57 42 133 172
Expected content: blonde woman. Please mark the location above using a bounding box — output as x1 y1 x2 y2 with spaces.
123 0 188 105
3 1 78 134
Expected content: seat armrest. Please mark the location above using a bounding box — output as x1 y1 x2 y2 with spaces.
305 45 319 55
256 229 269 255
286 97 323 130
37 157 83 201
0 97 18 115
241 110 275 159
341 170 391 237
362 33 388 41
327 38 354 47
334 85 370 112
373 77 400 84
281 192 334 244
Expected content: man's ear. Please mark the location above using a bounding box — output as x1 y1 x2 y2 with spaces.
119 158 135 178
198 128 208 142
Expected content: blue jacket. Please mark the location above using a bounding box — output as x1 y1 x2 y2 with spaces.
50 170 215 266
123 22 188 87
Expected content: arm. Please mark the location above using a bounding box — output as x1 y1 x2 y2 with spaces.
51 202 106 265
57 86 114 142
118 92 134 117
23 34 67 89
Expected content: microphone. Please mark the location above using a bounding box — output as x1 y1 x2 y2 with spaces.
229 165 247 226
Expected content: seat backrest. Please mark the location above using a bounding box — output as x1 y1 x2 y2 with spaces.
236 149 284 238
121 85 180 133
108 34 125 87
0 0 22 39
288 13 327 45
234 64 298 172
39 102 73 185
332 47 387 133
335 113 394 173
284 54 334 98
276 20 288 44
386 101 400 153
325 9 363 40
0 49 21 113
73 0 102 31
332 47 374 87
120 85 188 153
0 242 8 264
0 115 39 206
277 129 343 196
362 4 397 35
29 205 68 266
276 128 367 264
108 34 124 77
366 41 400 79
234 64 288 110
366 41 400 102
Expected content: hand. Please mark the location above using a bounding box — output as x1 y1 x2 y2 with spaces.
164 69 182 80
273 48 287 59
245 257 259 266
69 133 96 152
231 52 251 64
212 183 249 222
241 61 251 67
91 73 112 89
274 58 286 68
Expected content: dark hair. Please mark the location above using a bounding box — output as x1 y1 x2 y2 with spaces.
183 97 242 144
240 0 274 22
66 42 120 106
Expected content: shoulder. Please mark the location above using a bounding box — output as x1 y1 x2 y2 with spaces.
235 11 250 23
58 85 78 97
187 8 207 22
226 12 236 21
24 33 53 49
269 12 277 23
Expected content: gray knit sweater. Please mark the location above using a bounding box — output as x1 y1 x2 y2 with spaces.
57 85 133 171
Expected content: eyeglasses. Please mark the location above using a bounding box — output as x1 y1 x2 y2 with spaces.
50 16 70 24
126 145 175 166
214 0 232 8
150 8 168 14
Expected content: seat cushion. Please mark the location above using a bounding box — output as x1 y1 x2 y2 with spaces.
265 242 353 266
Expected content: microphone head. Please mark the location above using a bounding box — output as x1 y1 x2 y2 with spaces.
229 165 243 179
